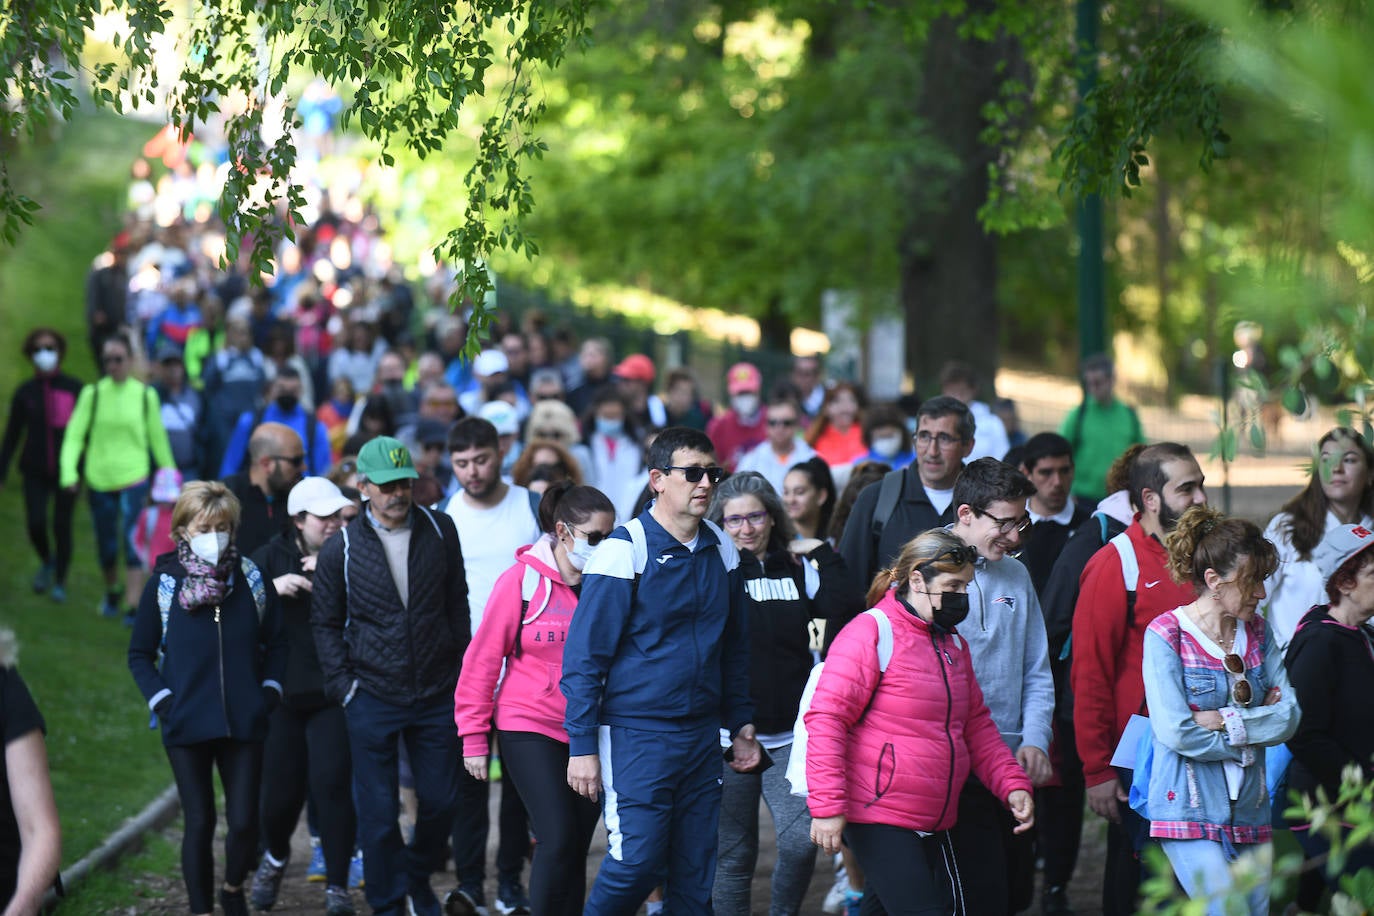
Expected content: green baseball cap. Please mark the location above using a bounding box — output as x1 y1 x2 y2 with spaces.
356 436 420 485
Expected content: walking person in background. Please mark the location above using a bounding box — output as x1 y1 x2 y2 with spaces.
1143 506 1298 914
127 481 286 916
60 333 176 621
1060 354 1145 505
1260 426 1374 651
805 529 1034 914
806 381 868 473
249 477 358 916
706 472 860 916
1 328 85 604
454 483 616 916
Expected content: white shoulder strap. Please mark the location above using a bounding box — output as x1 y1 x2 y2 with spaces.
863 608 895 672
1110 531 1139 591
624 517 649 576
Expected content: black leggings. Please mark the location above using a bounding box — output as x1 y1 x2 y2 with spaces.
22 476 75 584
167 739 263 914
498 731 600 916
259 703 355 886
845 822 959 916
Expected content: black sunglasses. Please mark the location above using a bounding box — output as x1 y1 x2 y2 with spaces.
661 465 726 484
271 454 306 467
567 522 611 547
919 544 980 571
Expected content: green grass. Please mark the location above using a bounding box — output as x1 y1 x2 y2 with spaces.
0 110 177 909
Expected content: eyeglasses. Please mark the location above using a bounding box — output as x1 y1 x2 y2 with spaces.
924 544 980 568
661 465 726 485
973 507 1031 535
915 431 964 449
1223 652 1254 706
271 454 306 467
721 510 770 530
567 522 610 547
767 418 797 428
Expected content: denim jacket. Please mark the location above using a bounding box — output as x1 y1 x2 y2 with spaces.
1141 608 1301 844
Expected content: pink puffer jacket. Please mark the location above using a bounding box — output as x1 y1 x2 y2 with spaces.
805 590 1031 831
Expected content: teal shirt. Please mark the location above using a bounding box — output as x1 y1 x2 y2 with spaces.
1060 397 1144 499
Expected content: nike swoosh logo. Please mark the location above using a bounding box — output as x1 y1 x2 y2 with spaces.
1144 580 1160 588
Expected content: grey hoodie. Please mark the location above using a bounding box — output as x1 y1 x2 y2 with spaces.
961 553 1055 755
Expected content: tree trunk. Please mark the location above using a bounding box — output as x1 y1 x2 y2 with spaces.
757 294 792 356
900 2 1023 399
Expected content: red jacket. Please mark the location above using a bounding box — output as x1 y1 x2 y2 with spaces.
1070 517 1195 787
805 591 1031 832
706 410 768 472
454 537 579 755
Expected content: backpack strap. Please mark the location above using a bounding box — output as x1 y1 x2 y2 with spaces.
1110 530 1139 627
863 607 894 672
870 468 905 542
240 556 268 622
625 517 649 605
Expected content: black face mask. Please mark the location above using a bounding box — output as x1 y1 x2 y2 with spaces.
275 394 300 413
925 591 970 632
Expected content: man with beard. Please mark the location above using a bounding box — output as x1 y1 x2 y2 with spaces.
312 437 468 916
1072 442 1205 916
219 368 332 477
441 417 540 915
223 422 307 556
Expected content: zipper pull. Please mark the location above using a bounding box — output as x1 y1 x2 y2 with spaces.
214 605 221 623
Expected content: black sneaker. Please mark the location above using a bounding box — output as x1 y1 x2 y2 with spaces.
325 885 356 916
443 886 487 916
250 855 287 911
1042 885 1074 916
220 887 249 916
494 882 530 915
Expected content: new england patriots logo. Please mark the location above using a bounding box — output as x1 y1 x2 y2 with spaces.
992 595 1016 612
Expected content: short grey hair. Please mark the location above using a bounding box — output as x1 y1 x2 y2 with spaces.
916 395 975 443
707 471 795 552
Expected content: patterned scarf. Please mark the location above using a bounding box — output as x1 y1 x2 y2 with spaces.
176 539 239 611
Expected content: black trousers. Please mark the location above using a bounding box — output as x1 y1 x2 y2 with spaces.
259 703 356 887
1101 768 1148 916
946 779 1034 915
846 822 958 916
22 475 75 584
499 731 600 916
453 731 530 888
1037 720 1086 890
167 738 263 914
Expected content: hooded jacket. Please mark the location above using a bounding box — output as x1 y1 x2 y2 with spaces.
455 537 579 755
805 590 1032 831
253 531 330 710
128 551 286 747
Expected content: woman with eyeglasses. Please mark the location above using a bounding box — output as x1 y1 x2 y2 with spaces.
704 472 860 916
59 333 176 621
1 328 85 604
1282 523 1374 906
1142 505 1298 915
247 477 358 915
805 528 1034 914
453 482 616 916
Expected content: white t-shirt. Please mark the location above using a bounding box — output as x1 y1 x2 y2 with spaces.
925 485 955 516
446 485 542 633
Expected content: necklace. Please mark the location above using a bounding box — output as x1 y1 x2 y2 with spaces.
1190 602 1233 649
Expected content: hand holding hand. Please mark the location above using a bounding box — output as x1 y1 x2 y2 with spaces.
810 815 846 855
1008 789 1035 834
464 755 489 781
568 754 601 802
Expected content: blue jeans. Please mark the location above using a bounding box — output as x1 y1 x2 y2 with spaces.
345 690 459 916
88 481 149 571
1160 838 1270 916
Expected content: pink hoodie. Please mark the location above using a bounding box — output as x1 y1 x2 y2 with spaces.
805 590 1031 831
454 536 580 756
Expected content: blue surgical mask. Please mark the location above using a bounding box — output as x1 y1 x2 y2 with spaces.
595 417 623 437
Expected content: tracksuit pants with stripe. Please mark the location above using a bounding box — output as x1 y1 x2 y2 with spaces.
585 722 721 916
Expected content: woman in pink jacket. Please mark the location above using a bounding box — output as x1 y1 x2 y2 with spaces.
805 528 1035 915
453 481 616 916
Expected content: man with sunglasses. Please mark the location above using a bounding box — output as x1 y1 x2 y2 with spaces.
222 422 306 556
562 426 761 916
312 436 469 916
736 393 815 495
943 457 1054 916
1072 442 1205 916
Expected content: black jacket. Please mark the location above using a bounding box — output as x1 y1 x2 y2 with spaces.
1021 502 1094 597
253 532 330 710
223 472 292 558
128 551 286 747
740 542 861 733
838 464 956 594
0 373 85 482
1284 605 1374 806
311 506 469 707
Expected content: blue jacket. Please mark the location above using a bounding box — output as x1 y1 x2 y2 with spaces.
128 551 286 747
218 402 332 477
560 510 754 757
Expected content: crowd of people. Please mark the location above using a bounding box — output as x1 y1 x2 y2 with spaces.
3 146 1374 916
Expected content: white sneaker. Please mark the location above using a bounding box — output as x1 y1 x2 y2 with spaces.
823 872 850 914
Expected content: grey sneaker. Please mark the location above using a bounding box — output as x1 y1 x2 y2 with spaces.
325 885 356 916
249 855 286 910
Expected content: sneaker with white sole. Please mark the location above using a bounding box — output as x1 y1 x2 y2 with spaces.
443 886 488 916
495 882 531 915
250 854 287 910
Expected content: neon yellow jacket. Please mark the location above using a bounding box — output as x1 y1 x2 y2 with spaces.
59 378 175 491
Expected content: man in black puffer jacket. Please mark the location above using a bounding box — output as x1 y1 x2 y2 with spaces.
312 437 469 916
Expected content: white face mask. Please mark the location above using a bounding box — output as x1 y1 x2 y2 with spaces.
189 531 230 565
732 394 759 418
872 434 904 459
32 349 59 373
566 535 598 571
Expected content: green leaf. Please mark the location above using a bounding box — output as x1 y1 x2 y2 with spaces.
1282 387 1307 416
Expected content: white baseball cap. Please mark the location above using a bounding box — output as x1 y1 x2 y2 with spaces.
473 349 510 378
287 477 354 517
1315 523 1374 583
478 400 520 436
